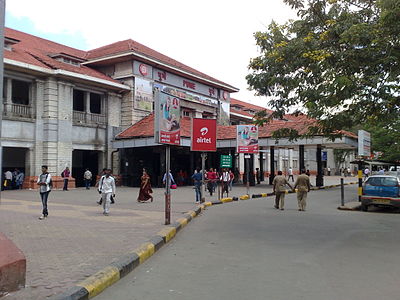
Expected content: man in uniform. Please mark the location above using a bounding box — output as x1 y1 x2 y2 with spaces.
272 171 293 210
294 169 311 211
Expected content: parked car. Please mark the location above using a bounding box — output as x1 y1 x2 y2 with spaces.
361 175 400 211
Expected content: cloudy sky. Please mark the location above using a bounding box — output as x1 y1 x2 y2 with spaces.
5 0 296 107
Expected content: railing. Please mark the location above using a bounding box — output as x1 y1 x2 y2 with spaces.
3 103 34 119
73 110 106 125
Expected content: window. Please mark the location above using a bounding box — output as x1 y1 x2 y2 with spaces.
73 90 85 112
90 93 102 114
293 160 298 169
11 80 30 105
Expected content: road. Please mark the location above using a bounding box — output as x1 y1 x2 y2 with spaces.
96 185 400 300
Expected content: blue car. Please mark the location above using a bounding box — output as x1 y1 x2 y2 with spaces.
361 175 400 211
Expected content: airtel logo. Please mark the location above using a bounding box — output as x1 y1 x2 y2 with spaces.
200 127 208 136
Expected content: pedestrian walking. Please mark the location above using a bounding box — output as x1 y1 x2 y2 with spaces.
293 169 311 211
163 170 175 187
16 170 24 189
327 166 331 176
4 170 12 190
364 167 370 178
288 167 294 182
229 169 234 191
220 168 230 198
137 169 153 203
61 167 70 191
84 168 92 190
272 171 293 210
191 168 202 203
96 168 115 205
98 169 116 216
37 165 52 220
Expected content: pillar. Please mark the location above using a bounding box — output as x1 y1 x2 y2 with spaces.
316 144 324 187
299 145 305 173
259 151 264 181
269 146 275 185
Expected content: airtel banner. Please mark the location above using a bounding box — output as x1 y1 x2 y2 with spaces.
191 118 217 152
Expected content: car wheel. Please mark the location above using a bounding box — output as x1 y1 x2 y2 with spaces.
361 204 368 212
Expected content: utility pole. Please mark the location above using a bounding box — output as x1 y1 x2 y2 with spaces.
0 0 6 200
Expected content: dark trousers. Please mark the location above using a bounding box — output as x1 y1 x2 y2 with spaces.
40 191 50 216
63 179 69 190
85 179 91 189
288 175 294 182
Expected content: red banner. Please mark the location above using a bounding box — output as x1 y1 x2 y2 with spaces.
191 118 217 152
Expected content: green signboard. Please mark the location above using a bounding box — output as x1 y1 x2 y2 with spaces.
220 155 232 168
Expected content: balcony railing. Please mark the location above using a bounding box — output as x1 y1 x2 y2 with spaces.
73 111 106 125
3 103 35 119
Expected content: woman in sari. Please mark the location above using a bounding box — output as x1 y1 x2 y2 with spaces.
137 169 153 203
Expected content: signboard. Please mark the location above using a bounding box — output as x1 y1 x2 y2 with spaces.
237 125 259 153
191 118 217 152
220 155 232 168
155 91 181 145
134 77 153 111
322 151 327 161
154 68 218 99
133 61 153 79
358 130 371 157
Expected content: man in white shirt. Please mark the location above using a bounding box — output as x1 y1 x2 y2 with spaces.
4 170 12 190
37 165 52 220
364 167 370 178
288 168 294 182
84 168 92 190
98 169 116 216
220 168 230 198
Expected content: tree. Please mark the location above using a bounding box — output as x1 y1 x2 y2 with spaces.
247 0 400 139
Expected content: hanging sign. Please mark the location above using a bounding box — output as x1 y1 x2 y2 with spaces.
191 118 217 152
154 91 181 145
237 125 259 153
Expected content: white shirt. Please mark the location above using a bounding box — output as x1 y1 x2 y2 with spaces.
98 175 116 194
37 173 51 193
84 170 92 180
220 172 230 182
288 168 293 175
5 171 12 180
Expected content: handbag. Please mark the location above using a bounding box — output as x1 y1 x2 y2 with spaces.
170 184 177 189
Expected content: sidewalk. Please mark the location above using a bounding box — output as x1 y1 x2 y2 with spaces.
0 175 355 299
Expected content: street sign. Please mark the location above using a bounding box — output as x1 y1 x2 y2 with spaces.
191 118 217 152
358 130 371 157
220 155 232 168
237 125 259 153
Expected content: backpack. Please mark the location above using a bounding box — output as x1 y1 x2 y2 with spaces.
46 173 53 189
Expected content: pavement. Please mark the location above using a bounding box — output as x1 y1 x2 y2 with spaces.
0 176 357 300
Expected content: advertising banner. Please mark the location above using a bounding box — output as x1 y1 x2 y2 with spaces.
134 77 153 111
155 91 181 145
358 130 371 157
237 125 259 153
191 118 217 152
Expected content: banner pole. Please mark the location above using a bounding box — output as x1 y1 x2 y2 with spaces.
165 145 171 225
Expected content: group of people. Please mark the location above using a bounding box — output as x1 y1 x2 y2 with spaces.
2 169 25 190
273 169 311 212
36 166 116 220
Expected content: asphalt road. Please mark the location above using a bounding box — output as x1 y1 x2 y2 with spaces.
96 186 400 300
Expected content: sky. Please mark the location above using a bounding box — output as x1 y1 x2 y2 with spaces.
5 0 297 108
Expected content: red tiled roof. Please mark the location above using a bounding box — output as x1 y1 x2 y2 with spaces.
116 113 331 140
85 39 238 91
230 98 273 113
4 28 131 86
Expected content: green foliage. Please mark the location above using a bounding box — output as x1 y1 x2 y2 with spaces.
247 0 400 139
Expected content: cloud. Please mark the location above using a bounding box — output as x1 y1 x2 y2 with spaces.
6 0 296 106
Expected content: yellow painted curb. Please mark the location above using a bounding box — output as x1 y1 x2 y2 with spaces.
261 193 268 197
221 197 233 203
204 201 212 206
134 242 155 264
157 227 176 243
177 217 189 228
188 210 197 218
199 204 206 210
240 195 250 200
78 265 120 298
